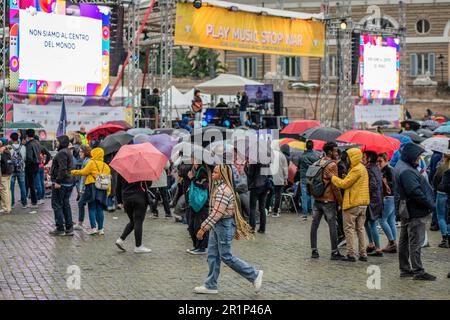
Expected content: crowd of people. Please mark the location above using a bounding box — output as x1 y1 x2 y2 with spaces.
1 122 450 294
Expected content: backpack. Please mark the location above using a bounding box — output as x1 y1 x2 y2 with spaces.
305 160 334 198
11 145 25 173
93 161 111 191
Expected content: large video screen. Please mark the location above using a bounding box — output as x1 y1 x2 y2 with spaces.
9 0 110 96
245 84 274 105
359 35 400 100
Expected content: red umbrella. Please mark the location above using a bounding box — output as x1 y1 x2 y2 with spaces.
105 120 132 130
311 139 326 151
110 143 167 183
337 130 400 158
87 124 124 141
281 120 320 135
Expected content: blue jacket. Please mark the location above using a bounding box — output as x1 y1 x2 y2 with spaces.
390 136 412 168
428 151 443 184
393 143 435 219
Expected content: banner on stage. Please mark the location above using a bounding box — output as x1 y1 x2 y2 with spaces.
354 104 403 127
174 3 325 57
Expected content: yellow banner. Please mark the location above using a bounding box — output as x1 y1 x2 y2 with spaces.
174 3 325 57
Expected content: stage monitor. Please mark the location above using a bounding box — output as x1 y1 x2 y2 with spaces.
245 84 274 105
9 0 111 96
359 35 400 100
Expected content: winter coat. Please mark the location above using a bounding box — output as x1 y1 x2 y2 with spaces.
433 161 450 193
270 143 289 186
50 135 75 186
246 163 268 190
390 136 412 168
366 163 383 221
25 138 41 166
331 148 370 210
297 150 320 179
393 143 435 219
71 148 111 192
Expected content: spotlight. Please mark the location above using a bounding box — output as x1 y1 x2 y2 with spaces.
340 20 347 30
223 119 231 128
202 120 208 127
282 118 289 126
193 0 202 9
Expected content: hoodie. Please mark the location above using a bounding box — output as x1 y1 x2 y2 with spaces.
393 143 435 219
71 148 111 186
50 135 75 185
331 148 370 210
270 141 289 186
390 136 412 168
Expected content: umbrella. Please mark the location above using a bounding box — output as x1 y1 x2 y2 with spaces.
386 133 405 142
153 128 174 135
433 114 450 124
99 131 134 155
147 134 179 159
417 128 434 139
87 124 124 141
105 120 132 130
133 134 151 145
337 130 400 158
372 120 391 127
300 127 342 142
421 137 450 154
401 120 421 131
110 143 168 183
4 121 44 130
287 140 325 152
434 125 450 135
401 131 426 143
280 120 320 135
422 120 440 130
279 138 295 146
128 128 154 136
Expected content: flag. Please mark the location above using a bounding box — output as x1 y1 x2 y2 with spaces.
56 98 67 137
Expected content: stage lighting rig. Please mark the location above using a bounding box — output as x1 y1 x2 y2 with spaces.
193 0 202 9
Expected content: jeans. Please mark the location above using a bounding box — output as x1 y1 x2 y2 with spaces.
272 186 283 213
300 180 314 216
11 171 27 206
310 201 339 252
35 168 45 201
365 219 381 248
25 164 39 205
150 187 171 216
88 200 104 230
204 218 258 290
249 187 268 232
51 185 74 232
380 196 397 241
240 111 247 126
399 217 426 276
436 192 450 236
77 192 88 223
121 196 147 247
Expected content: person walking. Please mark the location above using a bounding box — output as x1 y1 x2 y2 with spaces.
115 174 153 253
247 163 269 233
71 147 111 236
10 132 27 209
432 153 450 248
187 159 209 254
310 142 345 260
331 148 370 262
193 165 263 294
25 129 41 209
239 91 249 126
150 162 172 218
0 143 13 214
269 141 289 218
49 135 75 236
377 152 397 253
73 145 91 231
363 151 384 257
394 143 436 280
297 140 320 221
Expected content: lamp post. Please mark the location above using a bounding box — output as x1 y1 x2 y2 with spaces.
438 54 444 85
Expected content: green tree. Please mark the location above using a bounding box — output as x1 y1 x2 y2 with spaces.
173 47 192 77
191 48 226 79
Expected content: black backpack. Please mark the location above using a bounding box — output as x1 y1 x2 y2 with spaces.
305 160 334 197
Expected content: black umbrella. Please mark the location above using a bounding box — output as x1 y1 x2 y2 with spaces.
417 128 434 138
422 120 440 131
401 131 425 143
372 120 391 127
99 131 134 155
401 120 421 131
300 127 342 142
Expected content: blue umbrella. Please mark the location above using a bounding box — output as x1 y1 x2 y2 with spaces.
434 125 450 135
134 133 178 159
386 133 404 142
128 128 154 136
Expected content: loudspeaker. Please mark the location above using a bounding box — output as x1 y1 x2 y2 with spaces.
351 31 360 85
274 91 283 116
141 89 150 106
109 5 126 76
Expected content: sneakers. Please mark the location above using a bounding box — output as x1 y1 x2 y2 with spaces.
37 200 45 205
22 205 29 209
438 236 449 248
330 251 346 261
30 204 39 209
98 229 105 235
73 224 84 231
430 224 440 232
257 229 265 234
115 238 126 251
343 255 356 262
134 246 152 254
193 286 218 295
337 238 347 248
368 251 384 257
64 229 74 236
366 245 376 254
358 256 368 262
187 248 197 253
272 212 280 218
253 270 263 293
85 228 98 235
49 229 65 236
382 242 397 253
400 271 414 278
413 273 437 281
189 248 207 255
311 250 320 259
302 216 308 221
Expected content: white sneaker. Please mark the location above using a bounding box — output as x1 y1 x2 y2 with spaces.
98 229 105 235
193 286 218 294
134 246 152 253
37 200 45 205
115 238 126 251
73 224 84 231
272 213 280 218
85 228 98 235
253 270 263 293
22 205 29 209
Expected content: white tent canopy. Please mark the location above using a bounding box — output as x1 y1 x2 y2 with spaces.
195 74 264 95
160 85 192 119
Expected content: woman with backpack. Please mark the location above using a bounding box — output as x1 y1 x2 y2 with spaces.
71 147 111 235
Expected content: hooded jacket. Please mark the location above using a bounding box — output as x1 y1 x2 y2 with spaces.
50 135 75 185
331 148 370 210
71 148 111 186
366 162 384 221
25 137 41 166
393 143 435 219
390 136 412 168
297 149 320 179
270 142 289 186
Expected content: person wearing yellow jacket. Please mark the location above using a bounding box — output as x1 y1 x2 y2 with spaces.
71 148 111 236
331 148 370 262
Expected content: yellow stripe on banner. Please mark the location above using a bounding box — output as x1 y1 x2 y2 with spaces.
174 3 325 58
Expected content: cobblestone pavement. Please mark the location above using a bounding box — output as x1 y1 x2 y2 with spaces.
0 197 449 300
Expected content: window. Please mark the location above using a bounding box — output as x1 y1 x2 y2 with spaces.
328 54 337 78
364 17 394 30
410 53 435 77
283 57 301 78
416 19 431 34
237 57 257 78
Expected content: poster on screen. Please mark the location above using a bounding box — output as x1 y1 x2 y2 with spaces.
354 104 403 125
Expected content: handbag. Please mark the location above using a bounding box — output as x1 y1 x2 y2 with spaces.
143 182 156 206
188 167 208 212
93 161 111 191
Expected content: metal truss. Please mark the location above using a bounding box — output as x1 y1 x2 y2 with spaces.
319 0 331 127
398 1 407 108
1 0 7 131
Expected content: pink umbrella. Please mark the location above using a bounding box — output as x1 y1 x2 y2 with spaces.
110 143 167 183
